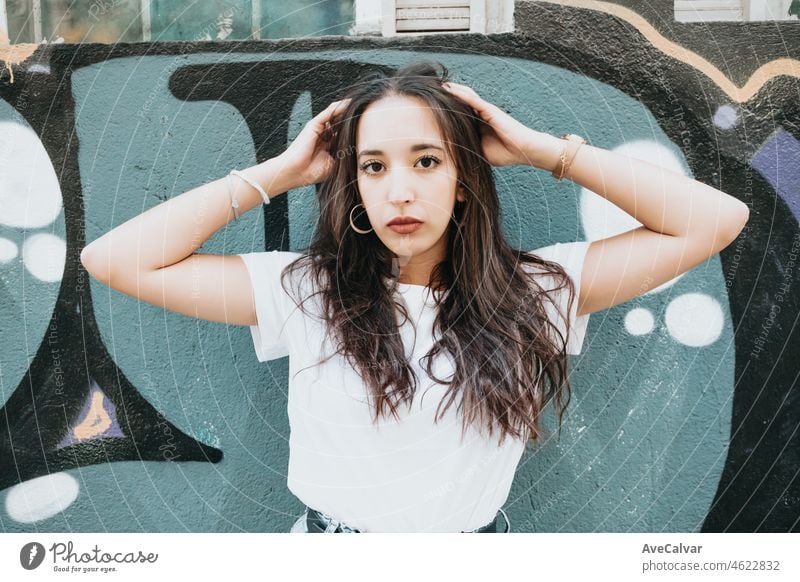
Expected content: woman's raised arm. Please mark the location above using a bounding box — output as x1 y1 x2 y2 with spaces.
442 82 749 318
79 158 293 326
80 98 351 326
539 139 749 317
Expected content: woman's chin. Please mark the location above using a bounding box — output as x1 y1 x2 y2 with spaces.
384 234 417 256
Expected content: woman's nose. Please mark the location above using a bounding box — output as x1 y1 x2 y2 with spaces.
386 166 416 204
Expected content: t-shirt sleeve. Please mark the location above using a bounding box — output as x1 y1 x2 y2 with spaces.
526 241 592 356
237 250 301 362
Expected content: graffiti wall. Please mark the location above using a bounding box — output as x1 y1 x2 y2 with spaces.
0 0 797 532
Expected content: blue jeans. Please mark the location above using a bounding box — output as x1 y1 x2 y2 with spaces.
289 507 511 533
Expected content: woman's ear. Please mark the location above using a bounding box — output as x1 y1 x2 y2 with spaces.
456 183 466 203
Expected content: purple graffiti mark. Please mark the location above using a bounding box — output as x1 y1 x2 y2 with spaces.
57 378 124 448
751 128 800 224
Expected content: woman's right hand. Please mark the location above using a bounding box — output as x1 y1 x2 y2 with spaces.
276 98 351 189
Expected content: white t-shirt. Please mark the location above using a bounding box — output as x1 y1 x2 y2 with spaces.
237 241 591 532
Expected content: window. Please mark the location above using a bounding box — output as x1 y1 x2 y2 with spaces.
0 0 356 44
675 0 800 22
358 0 513 36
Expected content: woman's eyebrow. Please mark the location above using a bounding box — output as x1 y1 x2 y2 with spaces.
357 143 444 158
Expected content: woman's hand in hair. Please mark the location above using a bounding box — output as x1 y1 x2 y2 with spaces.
442 82 545 168
275 98 351 188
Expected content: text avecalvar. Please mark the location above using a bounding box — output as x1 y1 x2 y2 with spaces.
642 544 702 554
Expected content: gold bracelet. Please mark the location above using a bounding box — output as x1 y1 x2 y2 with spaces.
552 133 587 182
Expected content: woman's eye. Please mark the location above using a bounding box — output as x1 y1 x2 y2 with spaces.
417 155 440 169
360 161 382 174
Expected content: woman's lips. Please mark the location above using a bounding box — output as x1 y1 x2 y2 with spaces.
388 222 423 234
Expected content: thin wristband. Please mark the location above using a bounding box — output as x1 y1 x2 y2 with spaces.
558 143 582 181
553 142 569 182
229 169 271 205
225 173 240 221
552 134 586 182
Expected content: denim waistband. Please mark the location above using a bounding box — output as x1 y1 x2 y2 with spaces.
305 506 511 533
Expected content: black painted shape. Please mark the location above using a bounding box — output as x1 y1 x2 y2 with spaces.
0 46 222 494
603 67 800 531
701 165 800 533
168 59 393 251
675 92 800 533
516 0 800 89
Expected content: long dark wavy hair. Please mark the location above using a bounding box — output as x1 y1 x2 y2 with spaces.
279 60 579 448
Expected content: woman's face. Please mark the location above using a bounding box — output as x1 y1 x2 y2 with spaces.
355 94 465 276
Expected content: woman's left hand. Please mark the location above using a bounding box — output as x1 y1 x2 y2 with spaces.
443 81 547 168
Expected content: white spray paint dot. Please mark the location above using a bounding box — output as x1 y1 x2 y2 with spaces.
665 293 724 347
625 307 655 335
27 63 51 74
22 233 66 282
5 472 80 523
0 121 63 228
713 104 738 130
0 237 18 262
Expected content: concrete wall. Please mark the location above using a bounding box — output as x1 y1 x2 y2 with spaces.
0 0 797 532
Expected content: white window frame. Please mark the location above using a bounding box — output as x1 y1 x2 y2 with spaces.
675 0 799 22
32 0 41 42
0 0 8 44
352 0 513 37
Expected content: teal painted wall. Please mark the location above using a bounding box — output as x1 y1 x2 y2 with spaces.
1 1 797 532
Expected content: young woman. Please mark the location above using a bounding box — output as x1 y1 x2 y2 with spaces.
80 61 749 533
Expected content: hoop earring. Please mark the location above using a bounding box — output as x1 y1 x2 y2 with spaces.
349 203 374 234
454 198 466 226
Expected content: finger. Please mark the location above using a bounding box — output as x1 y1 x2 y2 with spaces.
314 98 351 129
444 82 485 108
447 84 503 125
321 100 354 144
302 100 348 144
443 81 478 98
445 82 490 106
453 94 482 115
331 97 351 117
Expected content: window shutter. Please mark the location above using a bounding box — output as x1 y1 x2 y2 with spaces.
674 0 744 22
383 0 487 35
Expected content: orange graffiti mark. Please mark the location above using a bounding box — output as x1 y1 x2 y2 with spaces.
537 0 800 102
0 43 38 84
72 390 112 441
